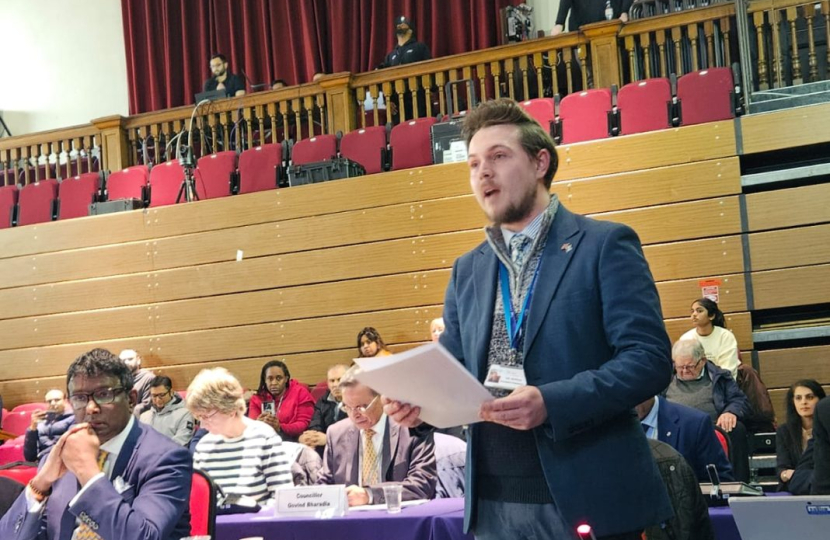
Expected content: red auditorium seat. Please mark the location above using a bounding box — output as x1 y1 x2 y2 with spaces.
196 151 237 199
340 126 389 174
714 427 731 459
237 144 282 194
0 184 18 228
17 179 58 226
520 98 556 134
677 67 736 126
190 469 217 538
2 412 33 436
390 117 437 171
310 380 328 402
11 403 47 414
0 463 38 485
106 165 149 202
558 89 614 144
617 78 673 135
0 443 25 466
57 173 100 220
292 134 339 166
149 159 206 207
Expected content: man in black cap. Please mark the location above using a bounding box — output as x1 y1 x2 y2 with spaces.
383 16 431 68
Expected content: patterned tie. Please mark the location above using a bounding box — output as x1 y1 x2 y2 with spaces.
362 429 379 486
509 234 531 269
71 451 109 540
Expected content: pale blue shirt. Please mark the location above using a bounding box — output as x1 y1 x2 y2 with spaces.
640 396 661 440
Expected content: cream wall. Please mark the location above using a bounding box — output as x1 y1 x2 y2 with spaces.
0 0 129 136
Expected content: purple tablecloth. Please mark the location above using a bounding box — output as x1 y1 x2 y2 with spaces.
217 497 744 540
215 498 465 540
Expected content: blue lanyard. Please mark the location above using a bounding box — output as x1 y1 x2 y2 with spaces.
499 258 543 351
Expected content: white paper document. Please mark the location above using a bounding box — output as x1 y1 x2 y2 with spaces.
354 342 493 428
348 499 429 512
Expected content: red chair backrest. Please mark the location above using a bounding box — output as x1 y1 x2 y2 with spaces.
106 165 149 201
311 380 328 402
11 403 47 414
2 412 33 436
617 78 673 135
149 160 206 207
238 144 281 194
559 88 613 144
390 117 437 171
196 151 237 199
0 184 18 229
340 126 388 175
0 465 38 485
17 179 58 226
58 173 100 220
292 135 338 166
714 428 730 459
677 67 735 126
0 443 25 465
190 469 217 537
520 98 556 132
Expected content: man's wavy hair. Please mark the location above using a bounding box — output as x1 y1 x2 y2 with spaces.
461 98 559 188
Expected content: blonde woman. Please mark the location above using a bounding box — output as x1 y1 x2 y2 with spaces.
186 367 294 503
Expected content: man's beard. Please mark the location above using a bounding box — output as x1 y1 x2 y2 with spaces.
492 184 538 226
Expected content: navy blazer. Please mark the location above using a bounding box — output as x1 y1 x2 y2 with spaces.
440 204 674 537
0 421 192 540
656 398 734 482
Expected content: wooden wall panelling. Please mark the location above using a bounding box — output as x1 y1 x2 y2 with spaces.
555 121 737 181
0 306 443 382
0 231 482 321
644 235 744 282
741 102 830 155
591 197 743 245
749 223 830 271
0 270 451 352
745 183 830 232
656 273 748 318
758 344 830 389
664 312 753 351
752 264 830 310
552 157 741 214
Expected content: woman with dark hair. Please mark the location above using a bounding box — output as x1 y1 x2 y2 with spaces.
357 327 392 358
248 360 314 442
776 379 826 493
680 298 740 378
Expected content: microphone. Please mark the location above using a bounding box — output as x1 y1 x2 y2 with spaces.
239 69 268 91
706 463 721 498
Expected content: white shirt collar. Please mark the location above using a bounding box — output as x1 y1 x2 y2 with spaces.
100 415 135 478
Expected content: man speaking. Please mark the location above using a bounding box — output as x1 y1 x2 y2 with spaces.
385 99 673 539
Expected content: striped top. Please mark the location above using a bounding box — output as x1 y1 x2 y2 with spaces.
194 417 294 503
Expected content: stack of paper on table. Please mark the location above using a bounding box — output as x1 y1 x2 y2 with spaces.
354 342 493 428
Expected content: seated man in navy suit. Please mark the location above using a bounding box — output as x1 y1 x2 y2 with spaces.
638 396 733 482
317 366 437 506
0 348 192 540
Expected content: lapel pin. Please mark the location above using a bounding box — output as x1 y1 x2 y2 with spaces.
560 243 573 253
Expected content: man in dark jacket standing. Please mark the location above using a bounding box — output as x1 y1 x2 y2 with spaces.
383 16 431 68
552 0 633 34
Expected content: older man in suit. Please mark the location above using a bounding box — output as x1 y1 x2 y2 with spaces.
385 98 673 539
317 366 436 506
0 348 192 540
638 396 734 482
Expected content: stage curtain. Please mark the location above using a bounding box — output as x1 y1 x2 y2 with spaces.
121 0 519 114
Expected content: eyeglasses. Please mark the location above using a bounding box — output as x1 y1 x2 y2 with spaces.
150 390 172 400
69 387 126 410
194 409 220 423
340 395 380 416
675 360 703 373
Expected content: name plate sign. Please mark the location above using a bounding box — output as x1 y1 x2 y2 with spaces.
274 485 347 518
